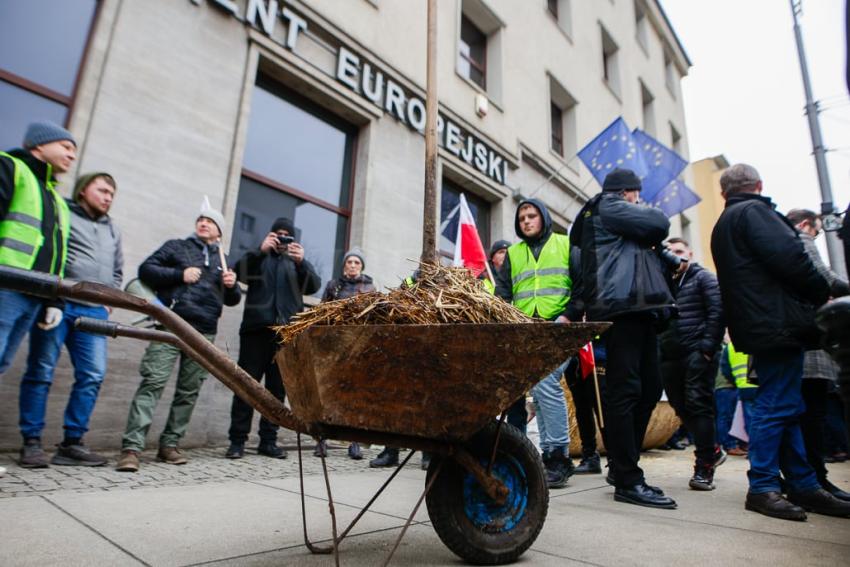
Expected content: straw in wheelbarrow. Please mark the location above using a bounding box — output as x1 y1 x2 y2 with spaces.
275 262 533 345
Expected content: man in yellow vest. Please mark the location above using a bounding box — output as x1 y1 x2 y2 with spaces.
495 198 575 489
0 121 75 377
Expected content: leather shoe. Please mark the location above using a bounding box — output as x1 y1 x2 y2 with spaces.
614 483 677 509
822 480 850 503
788 488 850 517
225 443 244 459
257 442 287 459
745 491 806 521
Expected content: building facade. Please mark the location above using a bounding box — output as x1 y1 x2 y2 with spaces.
0 0 692 449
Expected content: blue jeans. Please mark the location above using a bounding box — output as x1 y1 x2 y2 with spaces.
747 350 819 494
19 301 108 440
0 289 42 374
532 361 570 453
715 387 738 450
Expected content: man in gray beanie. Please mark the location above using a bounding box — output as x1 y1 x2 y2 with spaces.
0 121 76 382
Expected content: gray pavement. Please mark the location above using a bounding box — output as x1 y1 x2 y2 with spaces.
1 446 849 566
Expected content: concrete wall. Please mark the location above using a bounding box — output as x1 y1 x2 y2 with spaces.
0 0 692 450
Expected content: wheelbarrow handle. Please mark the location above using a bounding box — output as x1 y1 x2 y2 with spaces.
0 266 61 299
75 316 181 346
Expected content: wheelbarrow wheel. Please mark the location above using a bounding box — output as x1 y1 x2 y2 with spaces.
426 422 548 565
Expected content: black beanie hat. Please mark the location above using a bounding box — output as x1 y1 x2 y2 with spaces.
270 217 295 235
489 239 510 259
602 168 642 192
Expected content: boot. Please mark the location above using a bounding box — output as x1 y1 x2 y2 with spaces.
689 460 716 491
575 451 602 474
313 440 328 458
369 447 399 468
347 443 363 460
549 447 575 481
19 439 49 469
157 446 188 465
258 441 287 459
225 442 245 459
116 450 140 472
542 451 568 489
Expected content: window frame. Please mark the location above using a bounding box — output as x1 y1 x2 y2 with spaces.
550 102 564 157
459 14 488 91
547 0 559 19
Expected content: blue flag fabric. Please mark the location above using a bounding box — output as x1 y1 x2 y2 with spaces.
578 117 648 186
631 129 688 203
649 178 701 217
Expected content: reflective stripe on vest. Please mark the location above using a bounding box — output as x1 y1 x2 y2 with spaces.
507 233 571 319
0 152 70 275
727 342 754 390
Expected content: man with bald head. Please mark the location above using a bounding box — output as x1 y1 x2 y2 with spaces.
711 163 850 520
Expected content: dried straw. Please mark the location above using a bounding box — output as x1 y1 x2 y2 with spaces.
276 262 534 344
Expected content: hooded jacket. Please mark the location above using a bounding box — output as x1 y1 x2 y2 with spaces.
234 246 321 334
710 192 830 354
64 200 123 290
322 273 375 301
569 192 675 322
495 198 570 320
139 235 241 334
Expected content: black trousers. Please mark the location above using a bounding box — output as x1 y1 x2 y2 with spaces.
661 350 719 463
566 361 607 456
229 328 286 444
603 314 663 488
800 378 830 484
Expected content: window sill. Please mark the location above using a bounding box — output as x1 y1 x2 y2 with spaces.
454 70 504 113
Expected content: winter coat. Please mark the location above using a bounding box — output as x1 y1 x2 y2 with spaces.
799 233 850 298
65 201 123 289
710 192 830 354
322 274 375 301
569 192 676 322
234 248 321 334
139 235 241 334
659 263 724 358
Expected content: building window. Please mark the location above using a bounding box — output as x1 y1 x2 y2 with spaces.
670 123 682 155
440 178 490 262
547 0 559 18
549 75 577 159
0 1 98 150
459 15 487 90
600 25 620 96
664 51 678 98
640 80 655 136
234 76 356 295
634 0 649 53
547 0 573 38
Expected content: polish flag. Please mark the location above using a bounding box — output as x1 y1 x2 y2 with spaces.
578 342 596 380
452 193 490 279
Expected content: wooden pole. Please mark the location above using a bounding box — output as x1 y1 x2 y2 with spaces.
421 0 438 265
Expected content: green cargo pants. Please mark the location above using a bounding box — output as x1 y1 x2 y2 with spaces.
121 335 214 451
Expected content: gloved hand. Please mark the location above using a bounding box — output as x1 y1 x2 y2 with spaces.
37 307 63 331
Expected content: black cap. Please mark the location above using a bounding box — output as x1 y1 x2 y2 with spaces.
270 217 295 235
602 168 642 192
489 239 510 259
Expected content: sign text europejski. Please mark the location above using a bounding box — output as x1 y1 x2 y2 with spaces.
193 0 508 185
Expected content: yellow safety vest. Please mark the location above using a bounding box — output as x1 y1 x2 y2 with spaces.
0 152 69 275
728 342 755 390
507 233 571 319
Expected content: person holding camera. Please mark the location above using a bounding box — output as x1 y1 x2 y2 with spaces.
570 168 683 510
225 217 321 459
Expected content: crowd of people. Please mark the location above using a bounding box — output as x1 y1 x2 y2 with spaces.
1 120 849 522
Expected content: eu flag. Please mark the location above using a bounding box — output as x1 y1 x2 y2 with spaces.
578 117 648 187
649 178 701 218
631 129 688 203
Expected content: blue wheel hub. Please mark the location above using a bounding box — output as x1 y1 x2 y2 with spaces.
462 455 528 533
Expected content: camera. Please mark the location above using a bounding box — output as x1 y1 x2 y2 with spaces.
277 235 295 245
822 211 844 233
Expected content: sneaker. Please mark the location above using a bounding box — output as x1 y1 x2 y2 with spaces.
313 440 328 458
51 443 107 467
157 446 188 465
258 441 287 459
689 462 716 491
225 442 245 459
116 450 140 472
347 443 363 460
19 440 49 469
575 452 602 474
369 447 399 468
714 446 728 468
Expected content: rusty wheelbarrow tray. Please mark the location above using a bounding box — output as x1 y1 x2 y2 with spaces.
0 267 608 566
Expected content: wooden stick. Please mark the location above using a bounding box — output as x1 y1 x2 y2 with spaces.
421 0 438 265
592 364 605 430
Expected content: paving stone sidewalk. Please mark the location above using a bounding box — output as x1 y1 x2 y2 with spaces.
0 443 393 498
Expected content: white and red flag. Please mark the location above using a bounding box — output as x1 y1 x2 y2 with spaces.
452 193 490 279
578 342 596 380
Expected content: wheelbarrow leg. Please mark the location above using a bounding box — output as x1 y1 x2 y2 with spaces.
380 458 445 567
318 445 341 567
486 411 507 476
297 434 333 555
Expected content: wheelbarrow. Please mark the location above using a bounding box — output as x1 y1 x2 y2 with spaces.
0 266 608 565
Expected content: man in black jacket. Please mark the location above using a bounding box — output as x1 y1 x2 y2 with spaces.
660 238 725 491
571 168 681 509
225 217 321 459
117 207 240 472
711 163 850 521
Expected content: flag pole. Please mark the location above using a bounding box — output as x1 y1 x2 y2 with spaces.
589 344 604 429
420 0 438 265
